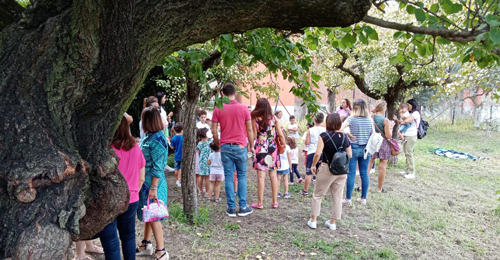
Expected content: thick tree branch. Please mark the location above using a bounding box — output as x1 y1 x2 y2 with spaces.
362 15 482 42
0 0 24 31
202 51 222 71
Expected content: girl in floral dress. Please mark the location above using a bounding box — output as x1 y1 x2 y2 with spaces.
251 98 286 209
197 128 211 198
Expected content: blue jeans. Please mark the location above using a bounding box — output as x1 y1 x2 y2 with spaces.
346 144 370 200
99 201 138 260
399 123 410 134
221 144 248 209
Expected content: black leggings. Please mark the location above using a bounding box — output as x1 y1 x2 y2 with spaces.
289 164 301 182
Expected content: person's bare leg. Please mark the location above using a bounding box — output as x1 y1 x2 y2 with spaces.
149 222 165 258
207 181 214 199
215 181 221 199
75 241 86 258
369 158 376 174
84 240 102 253
277 174 282 193
196 175 202 193
304 174 312 192
284 174 289 194
268 169 279 204
257 171 266 205
329 218 337 224
204 176 210 196
378 159 388 192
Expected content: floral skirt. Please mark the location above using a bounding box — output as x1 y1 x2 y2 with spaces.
372 139 392 160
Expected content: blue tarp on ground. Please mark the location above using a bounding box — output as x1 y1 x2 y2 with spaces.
428 148 485 161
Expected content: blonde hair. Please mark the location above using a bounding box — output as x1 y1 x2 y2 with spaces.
375 100 387 112
351 99 370 117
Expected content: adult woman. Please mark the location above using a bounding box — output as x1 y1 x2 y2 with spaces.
251 98 285 209
369 100 393 193
300 113 325 196
336 98 352 120
340 99 373 205
393 99 421 179
136 107 169 260
307 113 351 230
99 116 145 260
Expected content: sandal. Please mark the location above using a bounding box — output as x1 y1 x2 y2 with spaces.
251 203 263 209
72 255 96 260
136 240 153 256
155 248 169 260
378 188 387 193
272 203 279 209
355 187 361 192
85 245 104 254
215 198 223 202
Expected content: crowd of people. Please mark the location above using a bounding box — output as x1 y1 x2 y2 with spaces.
76 83 422 260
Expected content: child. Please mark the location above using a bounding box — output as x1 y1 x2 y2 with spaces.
396 103 411 144
207 142 225 202
277 132 292 199
301 123 313 175
287 136 302 185
167 122 183 187
196 109 213 138
287 115 300 139
196 128 211 197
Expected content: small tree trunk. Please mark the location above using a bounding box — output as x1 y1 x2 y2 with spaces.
181 77 200 221
327 88 336 114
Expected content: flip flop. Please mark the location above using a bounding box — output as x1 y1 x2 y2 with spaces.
251 203 263 209
272 203 279 209
378 188 387 193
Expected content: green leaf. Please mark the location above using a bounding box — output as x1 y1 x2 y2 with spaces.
461 54 471 63
389 55 399 65
490 27 500 44
414 8 426 22
340 27 352 33
430 3 439 12
308 42 318 50
359 32 368 44
442 0 462 14
437 37 451 45
485 14 500 27
473 49 482 61
393 31 404 40
477 57 489 68
368 30 379 40
282 70 288 80
223 55 236 67
222 34 232 41
406 5 415 14
449 49 462 58
311 73 321 81
484 37 495 52
417 44 427 56
222 96 231 104
408 52 418 58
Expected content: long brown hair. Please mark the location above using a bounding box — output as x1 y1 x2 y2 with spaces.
112 117 136 151
343 98 352 110
287 136 297 149
251 98 273 129
141 106 163 133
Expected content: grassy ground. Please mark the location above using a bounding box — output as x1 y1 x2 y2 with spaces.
90 122 500 260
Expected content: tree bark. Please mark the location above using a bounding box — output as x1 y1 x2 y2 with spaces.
0 0 371 257
181 77 200 221
327 88 336 114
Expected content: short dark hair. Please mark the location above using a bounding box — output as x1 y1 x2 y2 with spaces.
146 99 158 107
198 109 207 117
222 83 236 96
406 99 419 112
314 113 325 124
325 113 342 131
174 122 183 133
141 107 164 133
209 142 220 151
289 115 295 120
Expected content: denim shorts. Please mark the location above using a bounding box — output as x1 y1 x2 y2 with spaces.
175 161 182 170
306 153 321 175
277 169 290 175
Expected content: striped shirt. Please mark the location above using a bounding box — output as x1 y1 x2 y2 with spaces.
346 116 373 145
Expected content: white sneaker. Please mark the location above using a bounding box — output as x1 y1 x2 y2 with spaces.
370 169 375 174
136 243 154 256
288 182 294 185
307 218 317 229
404 173 415 179
342 199 352 207
164 165 175 172
356 198 367 205
399 171 407 175
325 220 336 231
176 180 182 187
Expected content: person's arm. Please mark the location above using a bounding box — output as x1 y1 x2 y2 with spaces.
305 129 311 145
211 122 219 146
246 119 255 154
149 177 160 199
397 114 415 125
345 146 352 158
339 120 350 132
139 167 145 191
167 136 174 149
148 141 165 199
383 118 392 139
311 137 324 175
275 119 286 145
287 151 292 169
207 159 211 166
288 125 297 133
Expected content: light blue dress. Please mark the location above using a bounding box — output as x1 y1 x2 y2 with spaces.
138 131 168 221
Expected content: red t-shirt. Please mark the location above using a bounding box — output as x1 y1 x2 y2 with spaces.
212 100 251 146
113 144 146 203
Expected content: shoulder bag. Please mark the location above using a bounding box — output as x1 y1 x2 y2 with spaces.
374 121 402 156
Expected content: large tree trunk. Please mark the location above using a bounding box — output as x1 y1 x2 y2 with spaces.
327 88 336 114
180 78 200 220
0 0 371 257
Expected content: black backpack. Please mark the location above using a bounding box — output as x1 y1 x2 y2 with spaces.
326 132 349 175
416 115 429 139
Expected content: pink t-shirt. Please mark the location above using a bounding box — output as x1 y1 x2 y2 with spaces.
113 144 146 203
212 100 251 146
